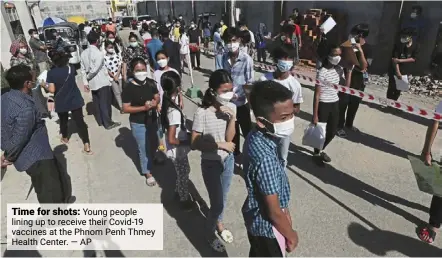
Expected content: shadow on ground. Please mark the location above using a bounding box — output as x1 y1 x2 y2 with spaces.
115 127 142 174
286 144 428 227
348 222 442 256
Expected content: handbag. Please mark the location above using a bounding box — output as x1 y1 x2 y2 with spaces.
302 123 327 150
189 43 199 53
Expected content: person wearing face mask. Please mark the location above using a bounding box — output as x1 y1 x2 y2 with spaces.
2 65 70 203
121 33 150 83
337 23 370 137
122 58 160 187
49 29 69 53
119 19 141 48
101 31 122 56
221 27 253 160
104 41 123 113
178 27 190 74
159 26 182 75
220 20 227 36
191 69 237 252
188 21 202 70
387 27 419 101
28 29 49 74
80 31 121 130
177 14 185 27
160 71 193 211
105 18 116 34
242 80 298 256
146 29 163 70
313 44 344 165
259 44 303 167
401 5 424 42
9 38 36 81
172 21 182 43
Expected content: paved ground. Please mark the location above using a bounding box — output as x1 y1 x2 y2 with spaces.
2 54 442 257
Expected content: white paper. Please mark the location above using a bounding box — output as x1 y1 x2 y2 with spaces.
320 17 336 35
394 75 409 91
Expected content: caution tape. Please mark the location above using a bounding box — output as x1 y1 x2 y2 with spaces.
200 46 442 122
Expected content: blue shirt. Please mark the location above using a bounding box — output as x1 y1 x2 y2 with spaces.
47 65 84 113
147 38 163 70
222 51 254 106
242 129 291 238
1 90 54 172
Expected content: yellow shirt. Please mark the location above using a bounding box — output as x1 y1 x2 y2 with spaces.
173 27 181 42
221 25 227 35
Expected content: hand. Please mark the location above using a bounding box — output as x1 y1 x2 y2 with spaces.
218 142 235 153
151 99 158 108
157 105 161 112
113 75 119 81
1 155 12 168
312 114 319 125
286 230 299 253
84 85 90 92
355 43 362 50
220 106 235 119
144 101 152 110
396 73 402 80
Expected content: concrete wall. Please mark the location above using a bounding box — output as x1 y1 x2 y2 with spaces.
1 5 14 69
236 0 275 34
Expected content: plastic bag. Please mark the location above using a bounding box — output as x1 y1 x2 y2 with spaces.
302 123 327 150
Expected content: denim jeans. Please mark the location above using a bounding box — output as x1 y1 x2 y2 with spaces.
278 135 291 167
201 154 234 237
130 122 152 175
215 54 224 70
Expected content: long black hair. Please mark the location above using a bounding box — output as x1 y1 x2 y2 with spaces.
201 69 233 109
319 43 339 68
160 71 185 132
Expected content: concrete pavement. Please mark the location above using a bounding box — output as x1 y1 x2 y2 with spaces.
2 54 442 256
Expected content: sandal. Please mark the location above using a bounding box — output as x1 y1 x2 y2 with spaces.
418 226 437 244
145 176 156 187
217 229 234 244
60 138 69 144
208 238 225 252
422 152 433 166
82 149 94 155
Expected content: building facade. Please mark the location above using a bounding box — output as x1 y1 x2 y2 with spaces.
39 0 111 21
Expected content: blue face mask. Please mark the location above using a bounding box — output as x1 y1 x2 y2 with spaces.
277 60 293 72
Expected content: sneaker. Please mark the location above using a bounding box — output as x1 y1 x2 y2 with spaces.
105 122 121 130
337 129 347 138
320 152 331 163
179 199 194 212
346 126 359 132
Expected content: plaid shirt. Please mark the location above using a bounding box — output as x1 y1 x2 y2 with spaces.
242 129 290 238
1 90 53 171
222 51 254 106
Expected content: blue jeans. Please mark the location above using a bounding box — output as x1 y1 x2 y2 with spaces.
201 154 234 237
215 54 223 70
131 122 152 175
279 136 291 167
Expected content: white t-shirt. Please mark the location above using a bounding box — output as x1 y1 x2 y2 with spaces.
316 66 343 103
166 108 190 159
260 73 304 104
249 30 256 44
153 68 180 105
179 34 189 55
84 26 92 35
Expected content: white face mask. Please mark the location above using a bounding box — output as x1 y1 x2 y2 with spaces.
33 34 39 39
19 48 28 55
216 92 234 105
328 56 341 66
277 60 293 72
107 48 115 54
400 37 411 44
261 116 295 138
130 42 138 47
227 42 240 53
109 38 115 42
157 59 168 68
410 13 417 19
134 71 149 81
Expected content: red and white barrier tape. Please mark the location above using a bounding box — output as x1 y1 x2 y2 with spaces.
200 47 442 122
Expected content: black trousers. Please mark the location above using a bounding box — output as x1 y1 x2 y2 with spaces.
92 86 112 128
26 158 66 203
314 101 339 153
248 233 283 257
58 107 90 144
387 72 401 101
190 50 201 68
257 48 267 63
234 104 252 154
338 72 364 129
429 195 442 228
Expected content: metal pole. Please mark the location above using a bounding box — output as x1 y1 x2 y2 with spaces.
230 0 235 27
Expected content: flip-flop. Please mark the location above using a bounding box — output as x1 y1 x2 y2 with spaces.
208 238 225 252
146 176 156 187
82 149 94 155
418 226 436 244
217 229 233 244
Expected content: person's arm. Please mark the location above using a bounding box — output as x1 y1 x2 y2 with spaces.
313 72 322 124
221 106 236 142
80 54 89 90
86 50 105 81
2 106 36 162
355 44 368 71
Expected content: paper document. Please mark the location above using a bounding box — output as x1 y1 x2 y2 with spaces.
272 226 286 257
394 75 409 91
320 17 336 34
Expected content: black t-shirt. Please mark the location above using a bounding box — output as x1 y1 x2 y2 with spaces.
121 79 159 124
188 29 202 43
391 42 419 75
162 39 181 73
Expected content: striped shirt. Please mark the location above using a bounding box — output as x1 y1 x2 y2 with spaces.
242 129 290 238
316 66 343 103
1 90 53 171
222 51 254 106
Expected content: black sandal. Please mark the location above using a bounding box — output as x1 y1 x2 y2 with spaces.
418 226 437 244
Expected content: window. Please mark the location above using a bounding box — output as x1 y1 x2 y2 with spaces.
76 5 81 12
56 6 62 12
86 4 93 10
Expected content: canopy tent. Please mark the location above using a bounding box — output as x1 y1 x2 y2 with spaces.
42 17 66 27
67 16 86 25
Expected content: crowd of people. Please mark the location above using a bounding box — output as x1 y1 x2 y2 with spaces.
1 5 441 256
